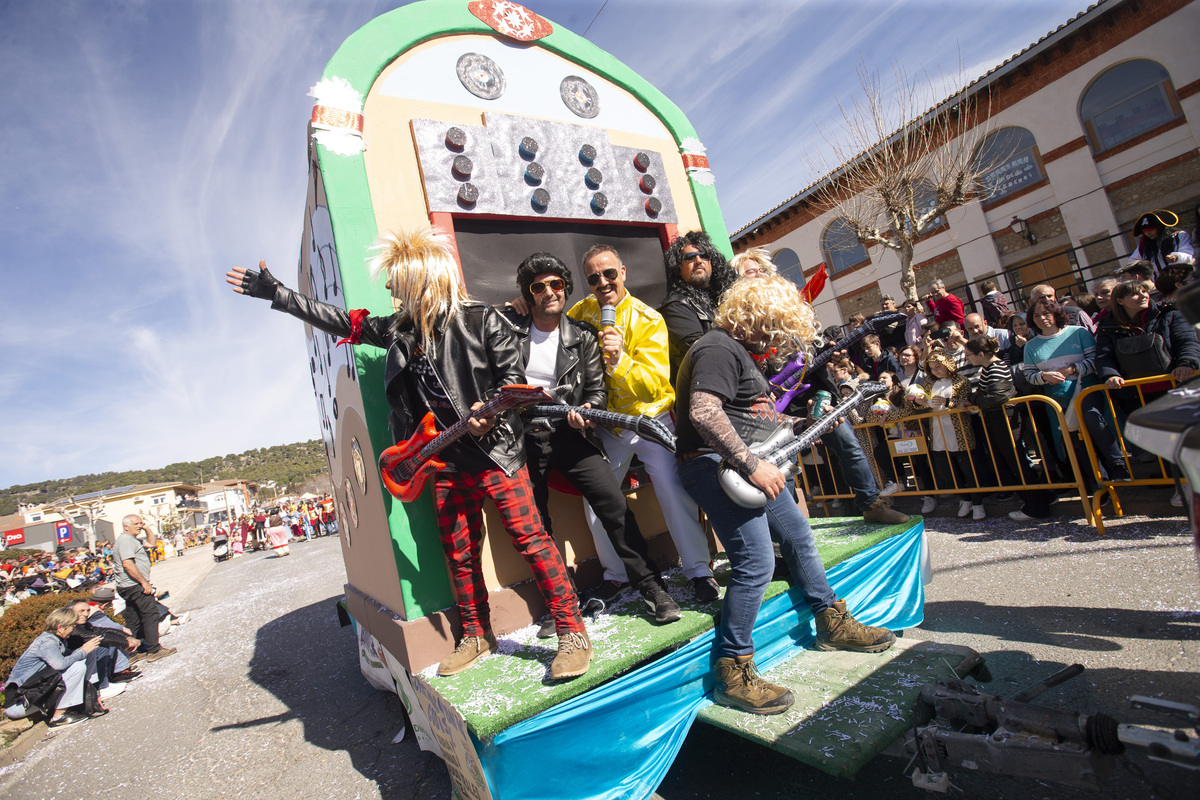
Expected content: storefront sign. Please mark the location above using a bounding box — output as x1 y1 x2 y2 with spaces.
56 521 73 543
4 529 25 546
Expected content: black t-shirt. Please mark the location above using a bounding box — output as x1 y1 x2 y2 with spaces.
675 328 789 453
406 351 491 473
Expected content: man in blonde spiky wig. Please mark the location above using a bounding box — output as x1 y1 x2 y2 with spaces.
673 274 896 716
227 227 594 681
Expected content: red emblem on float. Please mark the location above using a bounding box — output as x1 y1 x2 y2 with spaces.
468 1 553 41
681 153 710 171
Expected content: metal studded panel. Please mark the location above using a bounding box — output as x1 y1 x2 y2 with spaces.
412 113 677 224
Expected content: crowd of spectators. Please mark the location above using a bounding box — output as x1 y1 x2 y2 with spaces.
812 207 1197 521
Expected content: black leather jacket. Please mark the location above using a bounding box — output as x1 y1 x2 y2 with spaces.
270 287 528 474
659 289 714 385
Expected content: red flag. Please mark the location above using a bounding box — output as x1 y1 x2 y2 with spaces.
800 263 827 304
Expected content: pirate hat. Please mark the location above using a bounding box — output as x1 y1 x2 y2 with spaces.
1133 209 1179 237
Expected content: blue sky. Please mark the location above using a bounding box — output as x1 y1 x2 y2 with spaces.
0 0 1090 489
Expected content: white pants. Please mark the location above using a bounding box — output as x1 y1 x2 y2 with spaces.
584 413 713 581
3 660 89 719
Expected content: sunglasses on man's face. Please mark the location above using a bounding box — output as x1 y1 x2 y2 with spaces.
682 251 707 263
529 278 565 295
586 267 620 286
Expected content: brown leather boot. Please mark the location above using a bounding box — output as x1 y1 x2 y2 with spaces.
437 633 498 676
814 600 897 653
714 655 794 715
862 499 910 525
550 629 592 680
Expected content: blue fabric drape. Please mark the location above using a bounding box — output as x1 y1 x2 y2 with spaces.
477 521 926 800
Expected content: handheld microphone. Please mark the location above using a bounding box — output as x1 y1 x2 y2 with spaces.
600 304 616 329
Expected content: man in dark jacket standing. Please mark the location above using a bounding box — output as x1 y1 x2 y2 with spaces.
658 231 738 384
227 227 592 680
502 253 680 629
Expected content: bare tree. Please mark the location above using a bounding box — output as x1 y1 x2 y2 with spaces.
807 63 1006 302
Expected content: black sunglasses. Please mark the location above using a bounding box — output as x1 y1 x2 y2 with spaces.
586 267 620 286
682 251 707 262
529 278 565 295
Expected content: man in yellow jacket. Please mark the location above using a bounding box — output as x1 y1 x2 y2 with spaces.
568 244 719 604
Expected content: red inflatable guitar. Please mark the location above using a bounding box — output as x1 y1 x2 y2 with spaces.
377 384 552 501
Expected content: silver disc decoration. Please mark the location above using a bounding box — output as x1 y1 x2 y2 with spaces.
560 75 599 118
456 53 506 100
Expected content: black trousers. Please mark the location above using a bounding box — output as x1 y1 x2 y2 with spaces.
524 426 657 589
117 585 162 652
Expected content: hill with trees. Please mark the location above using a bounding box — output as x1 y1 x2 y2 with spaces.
0 440 329 516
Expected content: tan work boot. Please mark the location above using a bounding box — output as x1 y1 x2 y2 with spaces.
437 633 498 676
713 654 794 715
550 629 592 680
814 600 897 653
862 498 910 525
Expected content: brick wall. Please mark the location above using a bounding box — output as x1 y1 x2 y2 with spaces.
1081 232 1120 276
836 284 882 322
1106 153 1200 224
913 250 967 293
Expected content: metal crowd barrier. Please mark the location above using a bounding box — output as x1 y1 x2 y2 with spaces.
1073 374 1189 535
797 396 1093 525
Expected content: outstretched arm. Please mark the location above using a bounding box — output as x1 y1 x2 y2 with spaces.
226 260 392 349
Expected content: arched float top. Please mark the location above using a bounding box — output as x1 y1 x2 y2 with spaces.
319 0 729 253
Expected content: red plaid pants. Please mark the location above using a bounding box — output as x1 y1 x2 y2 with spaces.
434 465 583 638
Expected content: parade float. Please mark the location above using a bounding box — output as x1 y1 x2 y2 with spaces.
295 2 974 798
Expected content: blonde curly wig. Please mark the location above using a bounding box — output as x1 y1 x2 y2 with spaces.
729 247 777 277
715 274 820 364
367 227 468 346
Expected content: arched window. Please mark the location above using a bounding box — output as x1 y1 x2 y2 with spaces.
773 247 804 288
1080 59 1182 153
973 127 1045 201
822 218 869 275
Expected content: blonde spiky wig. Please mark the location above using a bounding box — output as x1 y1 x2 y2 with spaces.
729 247 777 277
367 227 468 346
715 275 820 365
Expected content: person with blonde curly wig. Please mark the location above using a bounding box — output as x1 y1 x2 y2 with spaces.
674 275 896 716
226 226 593 681
729 248 777 279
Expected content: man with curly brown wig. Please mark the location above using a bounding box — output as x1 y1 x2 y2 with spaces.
674 275 896 715
659 230 738 384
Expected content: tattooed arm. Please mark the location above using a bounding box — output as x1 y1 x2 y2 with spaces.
691 390 786 500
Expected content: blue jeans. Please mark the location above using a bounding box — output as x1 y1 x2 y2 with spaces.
824 418 879 511
679 454 836 658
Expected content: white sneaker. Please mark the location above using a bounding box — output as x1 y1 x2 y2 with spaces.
920 497 938 514
173 612 191 626
1009 509 1036 521
1171 491 1184 508
829 498 844 509
879 481 900 497
99 683 126 700
957 499 973 518
972 504 986 521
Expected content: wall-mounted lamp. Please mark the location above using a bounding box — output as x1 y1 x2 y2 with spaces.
1011 215 1038 245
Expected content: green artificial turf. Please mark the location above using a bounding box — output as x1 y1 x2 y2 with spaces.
696 639 978 779
424 516 918 742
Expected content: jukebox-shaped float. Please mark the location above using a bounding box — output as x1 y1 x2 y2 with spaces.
299 3 935 799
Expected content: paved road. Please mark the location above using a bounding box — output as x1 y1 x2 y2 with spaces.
2 510 1197 800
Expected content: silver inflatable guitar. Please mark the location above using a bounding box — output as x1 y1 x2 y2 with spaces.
718 381 889 509
525 404 676 452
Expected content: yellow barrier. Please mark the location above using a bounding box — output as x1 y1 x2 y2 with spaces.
797 395 1093 524
1073 374 1187 534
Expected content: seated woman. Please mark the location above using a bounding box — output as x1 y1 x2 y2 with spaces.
4 607 104 728
1020 297 1129 485
910 350 986 519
